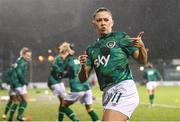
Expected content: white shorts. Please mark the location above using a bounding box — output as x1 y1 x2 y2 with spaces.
8 86 16 96
146 82 157 90
15 85 28 95
64 90 93 105
50 82 66 97
102 80 139 118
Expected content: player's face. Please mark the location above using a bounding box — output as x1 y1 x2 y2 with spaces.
58 45 75 56
59 51 69 60
93 11 114 37
23 52 32 61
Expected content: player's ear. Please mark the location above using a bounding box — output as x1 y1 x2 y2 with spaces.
111 19 114 27
92 20 96 28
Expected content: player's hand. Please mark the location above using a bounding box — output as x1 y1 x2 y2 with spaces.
79 51 88 66
78 54 88 67
129 31 145 48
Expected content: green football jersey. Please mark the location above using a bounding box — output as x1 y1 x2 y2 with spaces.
11 57 29 88
65 55 90 92
48 55 66 86
86 32 138 90
2 67 14 85
144 68 162 82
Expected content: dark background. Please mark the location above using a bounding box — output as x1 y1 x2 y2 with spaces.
0 0 180 82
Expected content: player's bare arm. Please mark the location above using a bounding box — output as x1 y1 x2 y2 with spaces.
129 31 148 64
78 54 92 82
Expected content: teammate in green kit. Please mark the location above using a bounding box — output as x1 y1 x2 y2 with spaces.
58 42 99 121
143 63 163 107
79 7 148 121
8 47 32 121
2 66 18 120
47 42 73 121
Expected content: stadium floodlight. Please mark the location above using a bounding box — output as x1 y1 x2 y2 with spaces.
38 55 45 62
176 66 180 71
48 55 55 62
172 59 180 65
140 66 144 71
48 49 52 53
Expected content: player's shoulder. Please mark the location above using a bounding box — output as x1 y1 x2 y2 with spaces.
52 55 61 64
67 55 76 61
108 32 129 45
16 57 22 63
86 40 97 53
16 57 27 66
112 31 129 38
87 39 97 48
111 32 133 47
66 55 80 66
54 55 61 61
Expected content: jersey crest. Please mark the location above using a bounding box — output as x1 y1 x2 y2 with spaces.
106 41 116 48
147 70 155 75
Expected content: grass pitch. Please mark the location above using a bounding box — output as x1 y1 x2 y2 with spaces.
0 85 180 121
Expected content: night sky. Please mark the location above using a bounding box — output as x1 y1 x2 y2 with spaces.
0 0 180 63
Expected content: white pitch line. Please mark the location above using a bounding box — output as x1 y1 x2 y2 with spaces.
141 102 180 109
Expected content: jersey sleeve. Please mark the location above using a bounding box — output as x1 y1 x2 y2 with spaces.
143 71 147 79
51 59 62 73
86 47 93 68
2 69 11 84
16 62 28 85
65 56 80 79
155 69 162 80
118 32 138 56
50 58 64 79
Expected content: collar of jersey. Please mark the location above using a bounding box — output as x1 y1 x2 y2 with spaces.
97 32 114 42
18 57 26 62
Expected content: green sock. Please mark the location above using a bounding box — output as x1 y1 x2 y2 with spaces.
8 103 18 121
17 101 27 118
4 101 12 115
60 106 78 121
58 106 64 121
88 110 99 121
149 94 154 105
152 94 154 104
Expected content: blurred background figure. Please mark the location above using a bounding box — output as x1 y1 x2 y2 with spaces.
47 42 68 121
8 47 32 121
143 63 163 107
1 65 18 120
0 81 3 90
58 42 99 121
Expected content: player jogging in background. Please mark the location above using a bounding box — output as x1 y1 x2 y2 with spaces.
58 42 99 121
2 65 18 120
8 47 32 121
47 43 69 121
143 63 163 107
79 7 148 121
